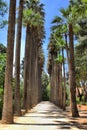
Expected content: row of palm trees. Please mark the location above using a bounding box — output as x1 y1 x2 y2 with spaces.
2 0 45 124
47 0 87 117
1 0 87 124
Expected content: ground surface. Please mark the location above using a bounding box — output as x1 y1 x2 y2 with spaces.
0 101 87 130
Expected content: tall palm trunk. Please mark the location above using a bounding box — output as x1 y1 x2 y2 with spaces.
55 62 59 105
22 24 30 109
50 54 54 102
69 23 79 117
54 59 59 105
26 27 32 110
2 0 16 124
62 48 66 110
33 28 39 105
51 54 55 103
53 52 58 104
31 29 37 107
14 0 23 116
38 46 42 102
35 41 39 104
38 64 42 102
58 62 63 108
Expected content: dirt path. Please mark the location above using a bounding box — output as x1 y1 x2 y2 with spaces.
0 101 87 130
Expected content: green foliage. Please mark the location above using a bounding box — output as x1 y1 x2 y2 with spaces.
23 8 43 27
55 54 63 64
0 43 6 119
75 18 87 84
52 16 63 24
0 20 8 29
0 44 6 88
23 0 44 27
0 0 7 16
0 88 3 119
75 43 87 84
82 0 87 3
41 71 50 101
60 8 70 20
65 83 70 106
46 83 50 99
0 43 6 53
20 80 24 107
76 97 87 105
0 0 8 29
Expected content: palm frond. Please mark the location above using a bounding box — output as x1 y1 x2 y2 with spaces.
52 16 63 24
60 8 70 18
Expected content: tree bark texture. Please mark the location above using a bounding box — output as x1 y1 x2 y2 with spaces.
69 23 79 117
2 0 16 124
22 24 30 109
14 0 23 116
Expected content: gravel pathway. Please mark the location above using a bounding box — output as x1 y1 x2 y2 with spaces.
0 101 82 130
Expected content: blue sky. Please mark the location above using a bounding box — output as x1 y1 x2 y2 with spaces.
40 0 69 72
0 0 69 72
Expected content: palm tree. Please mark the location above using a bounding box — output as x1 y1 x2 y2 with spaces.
60 0 87 116
60 5 80 117
22 23 32 110
48 16 67 109
50 0 87 115
14 0 24 116
2 0 16 124
22 0 45 110
47 33 63 107
51 17 67 109
68 22 79 117
75 21 87 99
47 36 56 103
62 48 66 110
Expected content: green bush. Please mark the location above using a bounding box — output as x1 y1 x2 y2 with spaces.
41 72 50 101
0 88 3 119
46 83 50 99
76 97 87 105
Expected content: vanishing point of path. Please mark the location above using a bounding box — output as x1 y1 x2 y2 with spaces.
0 101 87 130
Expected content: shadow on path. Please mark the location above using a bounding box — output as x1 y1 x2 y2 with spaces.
0 101 87 130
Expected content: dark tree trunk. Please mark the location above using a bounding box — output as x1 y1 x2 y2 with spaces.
62 48 66 110
14 0 23 116
23 24 30 109
38 66 42 102
58 62 63 108
31 28 38 107
50 54 54 103
69 23 79 117
2 0 16 124
26 27 32 110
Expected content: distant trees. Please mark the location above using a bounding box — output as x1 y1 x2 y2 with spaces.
0 43 6 119
47 33 64 109
47 0 87 117
75 18 87 102
75 18 87 87
0 43 6 89
41 71 49 101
